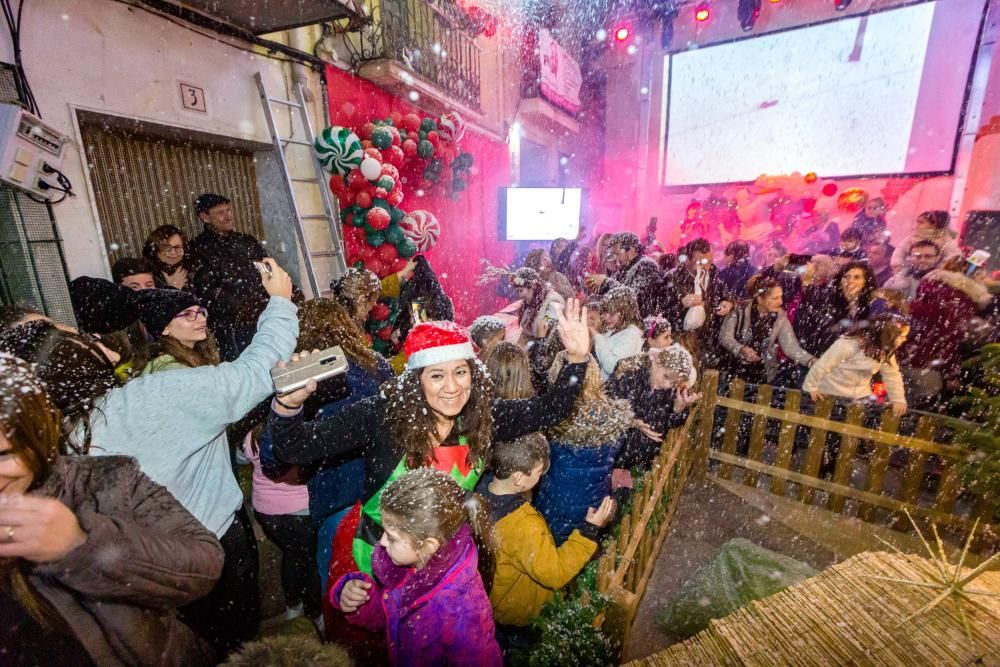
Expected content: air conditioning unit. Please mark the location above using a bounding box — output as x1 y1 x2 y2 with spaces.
0 104 71 200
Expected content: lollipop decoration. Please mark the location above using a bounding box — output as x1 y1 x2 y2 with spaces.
399 210 441 252
314 126 364 176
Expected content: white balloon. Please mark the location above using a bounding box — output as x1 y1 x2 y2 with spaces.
360 156 381 180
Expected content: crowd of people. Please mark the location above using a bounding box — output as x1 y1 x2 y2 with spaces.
0 189 997 666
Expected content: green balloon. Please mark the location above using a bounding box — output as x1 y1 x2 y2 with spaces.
361 221 375 234
372 198 391 211
420 118 437 132
418 130 428 141
351 212 367 227
389 206 406 224
397 238 418 257
371 127 393 151
376 175 395 192
384 223 405 245
366 230 386 248
417 140 434 159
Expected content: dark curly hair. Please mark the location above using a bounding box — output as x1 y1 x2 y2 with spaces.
383 359 495 470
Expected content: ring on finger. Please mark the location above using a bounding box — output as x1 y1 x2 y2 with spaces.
1 526 13 542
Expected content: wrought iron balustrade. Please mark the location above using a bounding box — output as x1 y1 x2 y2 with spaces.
343 0 482 110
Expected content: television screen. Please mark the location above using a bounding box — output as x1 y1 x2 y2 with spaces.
500 187 582 241
661 0 984 185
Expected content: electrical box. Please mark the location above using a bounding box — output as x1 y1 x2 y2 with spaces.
0 104 70 200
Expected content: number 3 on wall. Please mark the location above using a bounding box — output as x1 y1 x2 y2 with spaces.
179 83 207 113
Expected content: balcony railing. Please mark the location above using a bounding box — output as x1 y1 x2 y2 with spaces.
342 0 482 110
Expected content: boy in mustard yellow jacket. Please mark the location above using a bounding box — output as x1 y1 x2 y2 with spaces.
483 434 615 652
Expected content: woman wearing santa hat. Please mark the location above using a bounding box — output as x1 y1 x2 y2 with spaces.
267 300 592 591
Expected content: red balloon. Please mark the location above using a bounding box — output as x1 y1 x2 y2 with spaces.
377 325 394 340
360 122 376 140
385 145 405 167
329 174 345 194
376 243 398 263
358 244 376 262
391 257 409 273
364 147 383 162
347 253 361 267
364 257 387 277
402 139 418 157
387 189 404 207
371 302 391 320
802 197 817 213
822 182 839 197
426 131 440 147
348 169 368 190
381 163 401 180
349 225 367 242
374 187 389 200
388 111 403 127
338 190 356 207
355 191 373 209
403 113 422 133
367 207 391 230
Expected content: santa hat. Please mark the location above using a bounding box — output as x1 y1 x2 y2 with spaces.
404 321 476 370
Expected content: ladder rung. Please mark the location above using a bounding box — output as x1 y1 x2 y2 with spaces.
280 138 312 147
268 97 303 109
310 250 343 258
299 214 330 220
291 178 321 184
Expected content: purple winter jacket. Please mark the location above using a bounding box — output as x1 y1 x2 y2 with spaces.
332 524 502 666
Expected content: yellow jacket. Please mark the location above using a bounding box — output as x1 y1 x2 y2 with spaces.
485 491 598 626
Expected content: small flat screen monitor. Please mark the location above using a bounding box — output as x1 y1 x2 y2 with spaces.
500 187 582 241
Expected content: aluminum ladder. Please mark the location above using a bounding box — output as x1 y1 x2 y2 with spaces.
254 72 346 297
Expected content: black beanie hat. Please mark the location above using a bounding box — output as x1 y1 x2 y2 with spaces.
136 289 200 339
194 192 230 215
69 277 139 334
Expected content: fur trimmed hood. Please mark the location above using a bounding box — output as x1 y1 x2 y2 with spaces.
923 269 993 308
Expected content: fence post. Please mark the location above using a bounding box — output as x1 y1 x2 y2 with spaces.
692 370 720 480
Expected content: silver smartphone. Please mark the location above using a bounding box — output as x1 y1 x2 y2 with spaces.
253 260 272 277
270 346 349 396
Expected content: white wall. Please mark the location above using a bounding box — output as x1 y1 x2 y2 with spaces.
2 0 322 280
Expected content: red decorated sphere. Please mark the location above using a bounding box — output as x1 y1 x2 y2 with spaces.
385 145 405 167
364 257 387 277
376 243 399 263
822 182 839 197
402 139 418 157
403 113 422 133
358 244 376 262
364 147 383 163
360 122 376 140
387 189 404 206
377 326 394 341
337 190 356 207
371 302 391 320
348 169 368 190
426 130 440 147
374 187 389 200
387 126 401 146
381 163 400 180
355 191 373 209
367 207 391 230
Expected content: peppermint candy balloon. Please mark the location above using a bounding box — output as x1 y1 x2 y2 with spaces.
437 111 466 144
314 126 364 176
399 209 440 252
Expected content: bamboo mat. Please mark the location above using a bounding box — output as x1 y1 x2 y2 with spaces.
626 552 1000 667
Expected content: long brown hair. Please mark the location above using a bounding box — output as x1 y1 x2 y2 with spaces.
0 354 69 631
380 468 495 588
383 360 494 470
483 342 535 400
331 268 381 320
846 313 911 363
142 224 188 276
297 298 380 371
146 331 221 369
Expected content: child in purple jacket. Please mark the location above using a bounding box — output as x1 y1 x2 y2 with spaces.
332 468 502 666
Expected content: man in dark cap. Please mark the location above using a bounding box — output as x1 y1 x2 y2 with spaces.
584 231 662 317
186 193 270 361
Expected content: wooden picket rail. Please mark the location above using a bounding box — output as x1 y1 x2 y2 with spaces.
594 410 700 648
692 370 999 541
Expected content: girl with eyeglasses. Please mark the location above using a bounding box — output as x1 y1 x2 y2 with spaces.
135 289 220 373
143 224 196 291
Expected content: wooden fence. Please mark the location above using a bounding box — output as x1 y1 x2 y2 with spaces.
594 410 700 647
692 370 998 543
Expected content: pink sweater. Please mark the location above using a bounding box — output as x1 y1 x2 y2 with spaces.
241 436 309 516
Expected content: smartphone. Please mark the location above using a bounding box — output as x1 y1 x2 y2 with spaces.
411 299 427 326
253 260 272 277
787 253 812 267
270 346 349 396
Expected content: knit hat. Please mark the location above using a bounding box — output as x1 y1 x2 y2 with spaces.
136 288 200 338
69 277 139 334
404 320 476 370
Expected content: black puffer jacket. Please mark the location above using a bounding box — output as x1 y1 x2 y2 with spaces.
793 284 872 358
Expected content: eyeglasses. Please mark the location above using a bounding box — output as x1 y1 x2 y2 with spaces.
174 307 208 322
911 253 938 260
159 244 184 255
